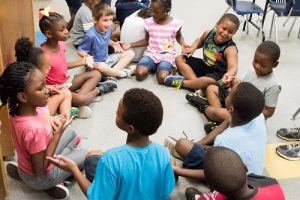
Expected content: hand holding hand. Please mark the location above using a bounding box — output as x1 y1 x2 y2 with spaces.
85 55 94 69
121 42 131 50
112 41 124 53
51 114 67 135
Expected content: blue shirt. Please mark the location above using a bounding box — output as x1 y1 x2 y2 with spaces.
87 143 175 200
214 114 267 175
78 26 111 62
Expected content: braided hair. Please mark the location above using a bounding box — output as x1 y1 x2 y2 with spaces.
15 37 44 66
0 62 37 116
39 11 64 35
151 0 172 12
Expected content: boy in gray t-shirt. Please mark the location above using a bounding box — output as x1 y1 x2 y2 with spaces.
185 41 281 131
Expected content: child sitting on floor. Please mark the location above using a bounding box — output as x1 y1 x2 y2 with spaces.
164 13 239 90
1 62 87 199
48 88 175 199
185 146 285 200
187 41 281 132
168 82 267 181
78 3 135 79
123 0 187 84
39 9 117 118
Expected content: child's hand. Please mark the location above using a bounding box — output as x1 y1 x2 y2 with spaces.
46 85 61 95
181 45 194 58
47 155 77 173
120 42 131 50
222 73 235 86
112 41 124 53
52 114 67 135
85 55 94 69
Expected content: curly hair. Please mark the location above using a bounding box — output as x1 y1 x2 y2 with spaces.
0 62 37 116
92 3 114 21
232 82 265 123
122 88 163 136
151 0 172 12
39 11 64 34
15 37 44 66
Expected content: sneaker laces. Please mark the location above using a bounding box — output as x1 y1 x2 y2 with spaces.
287 143 300 150
172 80 183 90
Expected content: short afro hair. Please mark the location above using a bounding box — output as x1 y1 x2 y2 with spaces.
122 88 163 136
232 82 264 122
204 147 247 194
219 13 240 31
256 41 280 62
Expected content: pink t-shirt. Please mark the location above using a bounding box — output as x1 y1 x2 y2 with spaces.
41 41 68 85
144 17 183 66
10 111 53 175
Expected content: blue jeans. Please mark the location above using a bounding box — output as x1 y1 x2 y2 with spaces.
138 56 173 73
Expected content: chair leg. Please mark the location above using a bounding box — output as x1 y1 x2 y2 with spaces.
223 6 231 15
269 12 275 39
292 107 300 120
283 15 291 27
275 16 278 43
257 15 263 38
298 26 300 39
246 15 249 34
288 17 297 37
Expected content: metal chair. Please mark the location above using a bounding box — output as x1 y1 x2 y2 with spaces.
268 0 294 42
286 0 300 38
224 0 264 37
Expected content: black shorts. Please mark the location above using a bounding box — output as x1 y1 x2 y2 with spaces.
182 144 207 169
185 56 226 81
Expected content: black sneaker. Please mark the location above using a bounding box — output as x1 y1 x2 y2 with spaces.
204 122 218 134
277 127 300 141
185 187 202 200
185 92 208 113
97 80 118 95
6 162 21 180
44 184 69 199
276 143 300 161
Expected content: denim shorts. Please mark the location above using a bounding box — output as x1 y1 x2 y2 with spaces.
94 53 120 68
84 155 101 182
138 56 173 73
182 144 207 169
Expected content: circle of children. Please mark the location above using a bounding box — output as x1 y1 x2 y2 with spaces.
0 0 292 199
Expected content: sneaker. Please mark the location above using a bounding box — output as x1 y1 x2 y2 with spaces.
164 75 184 89
78 106 92 119
44 184 69 199
276 143 300 161
164 136 182 160
204 122 218 134
6 162 21 180
277 127 300 141
71 107 79 118
122 64 137 78
98 80 118 95
185 92 208 113
185 187 202 200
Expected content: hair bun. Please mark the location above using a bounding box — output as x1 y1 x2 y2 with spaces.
15 37 33 62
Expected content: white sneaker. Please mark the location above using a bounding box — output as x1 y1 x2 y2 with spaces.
164 136 182 160
44 184 69 199
78 106 92 119
122 64 137 78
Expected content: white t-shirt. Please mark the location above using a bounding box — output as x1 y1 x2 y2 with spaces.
120 10 147 62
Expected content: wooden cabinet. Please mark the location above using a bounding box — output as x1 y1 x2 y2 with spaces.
0 0 35 198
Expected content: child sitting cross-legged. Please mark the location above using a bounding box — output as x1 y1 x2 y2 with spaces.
48 88 175 199
185 146 285 200
78 3 135 79
167 82 267 181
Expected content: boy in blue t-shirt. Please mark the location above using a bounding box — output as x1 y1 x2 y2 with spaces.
48 88 175 199
170 82 267 181
78 3 135 78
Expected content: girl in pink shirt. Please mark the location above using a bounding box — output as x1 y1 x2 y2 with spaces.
39 10 117 114
0 62 87 199
15 37 73 120
124 0 187 84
